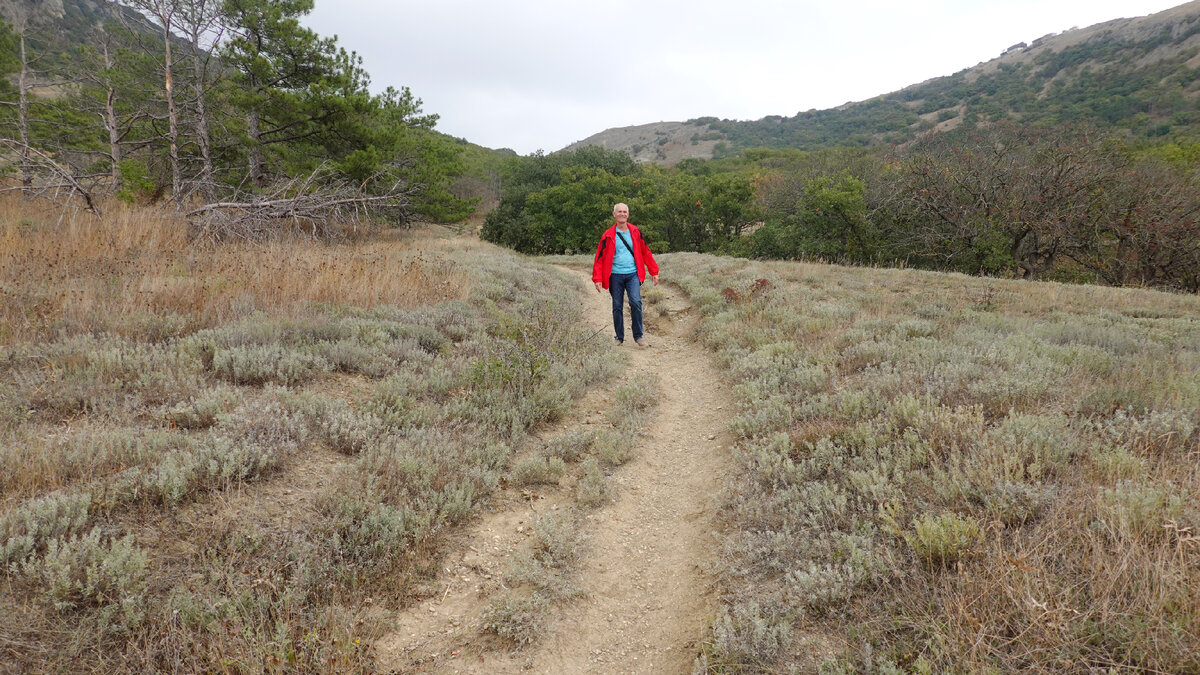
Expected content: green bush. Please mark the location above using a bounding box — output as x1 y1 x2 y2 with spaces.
114 159 157 205
905 512 983 565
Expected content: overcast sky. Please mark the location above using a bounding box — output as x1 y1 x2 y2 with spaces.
302 0 1187 155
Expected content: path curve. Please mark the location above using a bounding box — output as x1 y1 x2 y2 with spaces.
377 267 733 674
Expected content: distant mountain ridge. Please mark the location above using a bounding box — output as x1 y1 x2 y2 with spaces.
566 0 1200 162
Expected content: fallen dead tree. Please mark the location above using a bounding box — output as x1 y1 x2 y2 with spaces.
184 166 421 242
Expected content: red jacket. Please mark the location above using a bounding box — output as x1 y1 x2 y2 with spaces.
592 223 659 289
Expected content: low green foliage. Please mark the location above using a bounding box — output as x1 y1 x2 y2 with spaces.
905 512 983 565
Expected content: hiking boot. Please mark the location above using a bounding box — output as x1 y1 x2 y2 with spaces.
615 337 623 345
635 338 648 347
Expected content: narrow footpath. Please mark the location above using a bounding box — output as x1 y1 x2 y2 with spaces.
376 267 734 674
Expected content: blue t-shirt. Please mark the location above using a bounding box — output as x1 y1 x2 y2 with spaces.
611 229 636 274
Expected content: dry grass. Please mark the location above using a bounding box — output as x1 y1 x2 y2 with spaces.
0 197 617 673
0 197 470 343
666 253 1200 673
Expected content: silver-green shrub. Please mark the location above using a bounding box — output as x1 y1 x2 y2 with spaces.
210 344 331 386
0 490 93 566
22 527 147 628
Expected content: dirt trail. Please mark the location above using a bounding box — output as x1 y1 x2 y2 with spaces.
376 268 733 674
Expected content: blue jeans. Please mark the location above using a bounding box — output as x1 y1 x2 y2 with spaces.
609 272 643 342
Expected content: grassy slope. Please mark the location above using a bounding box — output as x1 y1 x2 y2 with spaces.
0 198 618 672
3 198 1197 672
667 253 1200 672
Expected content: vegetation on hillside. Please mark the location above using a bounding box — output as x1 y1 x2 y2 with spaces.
667 253 1200 673
480 146 761 256
698 10 1200 154
482 124 1199 291
0 0 506 230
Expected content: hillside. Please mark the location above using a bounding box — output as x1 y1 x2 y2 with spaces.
567 0 1200 160
561 120 723 166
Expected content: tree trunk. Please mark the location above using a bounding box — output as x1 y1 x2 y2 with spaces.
163 22 181 200
192 70 214 200
247 106 264 187
17 33 31 188
102 41 122 190
184 2 220 201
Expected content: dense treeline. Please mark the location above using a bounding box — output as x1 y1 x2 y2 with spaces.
480 146 760 256
0 0 472 228
482 124 1200 291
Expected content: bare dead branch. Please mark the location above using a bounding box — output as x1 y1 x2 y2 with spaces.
0 139 102 215
182 165 418 242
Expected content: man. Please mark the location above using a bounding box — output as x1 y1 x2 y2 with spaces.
592 203 659 346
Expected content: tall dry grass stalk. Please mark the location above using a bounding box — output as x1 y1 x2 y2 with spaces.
0 196 471 343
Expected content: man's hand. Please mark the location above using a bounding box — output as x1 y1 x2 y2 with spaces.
594 281 603 292
651 275 659 286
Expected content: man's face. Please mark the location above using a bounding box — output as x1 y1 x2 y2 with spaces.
613 205 629 224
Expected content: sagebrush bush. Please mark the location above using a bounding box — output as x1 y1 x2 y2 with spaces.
509 454 566 487
480 593 547 648
163 386 239 430
11 334 202 419
303 398 385 455
592 428 635 468
574 457 612 508
2 427 186 496
209 344 332 386
23 527 148 631
0 490 93 566
709 600 793 672
541 428 596 463
907 512 983 566
1097 480 1188 542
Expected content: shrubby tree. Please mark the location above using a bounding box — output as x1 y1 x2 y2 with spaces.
1066 156 1200 290
219 0 364 186
481 146 643 252
894 123 1117 278
750 173 871 261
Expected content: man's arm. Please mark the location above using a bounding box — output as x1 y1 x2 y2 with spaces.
592 236 608 292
